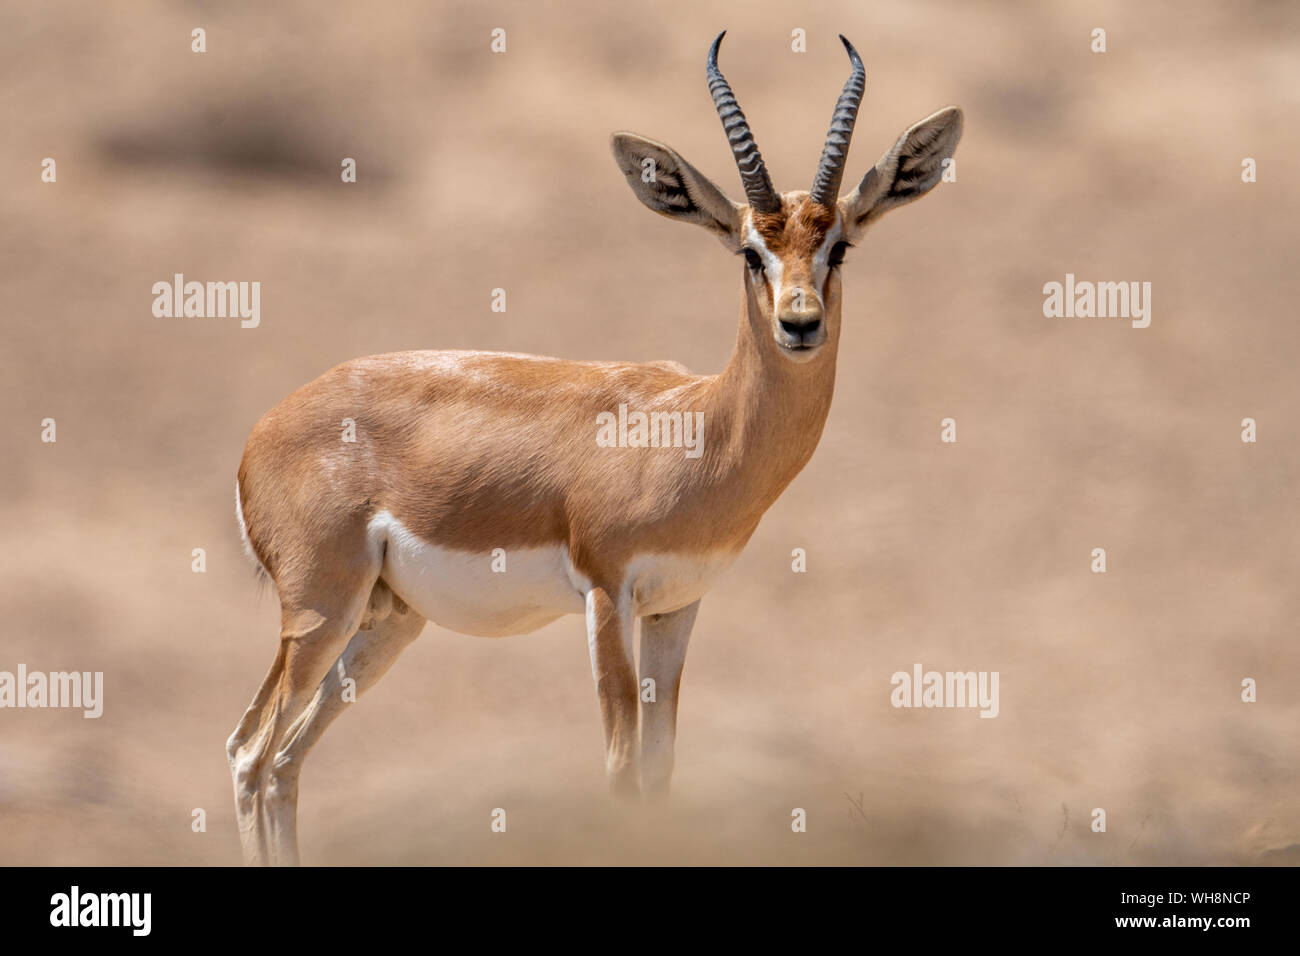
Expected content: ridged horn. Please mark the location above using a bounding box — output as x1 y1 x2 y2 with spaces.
706 31 781 214
809 35 866 208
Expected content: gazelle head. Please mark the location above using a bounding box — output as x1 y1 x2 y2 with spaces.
612 32 962 365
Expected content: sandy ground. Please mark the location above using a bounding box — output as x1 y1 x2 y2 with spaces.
2 0 1298 865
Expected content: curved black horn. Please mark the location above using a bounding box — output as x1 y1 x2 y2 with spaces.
809 35 866 208
707 31 781 214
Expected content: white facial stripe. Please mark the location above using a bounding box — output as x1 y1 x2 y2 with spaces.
744 219 783 306
746 212 843 311
808 216 844 307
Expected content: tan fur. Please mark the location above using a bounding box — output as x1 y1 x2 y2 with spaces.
752 196 837 266
237 327 837 591
227 56 961 866
228 239 840 864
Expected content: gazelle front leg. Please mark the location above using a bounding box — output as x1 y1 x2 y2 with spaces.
638 600 699 797
585 586 639 797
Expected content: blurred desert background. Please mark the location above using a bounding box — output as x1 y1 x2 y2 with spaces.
2 0 1298 865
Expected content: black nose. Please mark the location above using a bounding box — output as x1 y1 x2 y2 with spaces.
780 317 822 338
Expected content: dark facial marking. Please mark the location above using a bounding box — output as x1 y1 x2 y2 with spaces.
750 195 837 260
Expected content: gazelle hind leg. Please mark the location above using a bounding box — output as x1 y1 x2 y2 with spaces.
228 624 359 865
638 600 699 797
227 642 288 862
262 595 426 866
227 551 381 866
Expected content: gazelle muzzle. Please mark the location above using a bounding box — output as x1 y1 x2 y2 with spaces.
775 286 827 352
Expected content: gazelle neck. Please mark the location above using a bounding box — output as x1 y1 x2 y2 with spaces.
703 276 839 508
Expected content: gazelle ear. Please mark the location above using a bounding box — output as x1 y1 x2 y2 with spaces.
839 107 963 241
611 132 744 252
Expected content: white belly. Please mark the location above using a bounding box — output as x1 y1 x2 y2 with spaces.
370 512 740 635
372 513 584 637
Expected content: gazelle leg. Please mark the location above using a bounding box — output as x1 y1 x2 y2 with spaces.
638 600 699 797
585 586 639 797
228 645 284 858
227 616 358 865
227 547 380 866
263 600 426 866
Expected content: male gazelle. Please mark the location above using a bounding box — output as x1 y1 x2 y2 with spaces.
227 32 962 865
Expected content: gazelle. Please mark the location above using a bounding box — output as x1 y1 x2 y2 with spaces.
227 32 962 865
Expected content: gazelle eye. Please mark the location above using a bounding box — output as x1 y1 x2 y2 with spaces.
828 240 851 269
742 248 765 273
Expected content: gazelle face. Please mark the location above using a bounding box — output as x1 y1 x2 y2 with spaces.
743 194 847 362
611 31 963 368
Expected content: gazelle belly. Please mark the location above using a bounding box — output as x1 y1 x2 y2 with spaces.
372 513 584 637
370 512 741 635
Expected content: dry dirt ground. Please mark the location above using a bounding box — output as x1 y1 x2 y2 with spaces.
2 1 1298 865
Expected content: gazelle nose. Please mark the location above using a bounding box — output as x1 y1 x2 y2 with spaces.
774 284 827 353
777 289 824 342
779 316 822 337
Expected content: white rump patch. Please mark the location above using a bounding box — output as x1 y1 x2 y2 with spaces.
234 480 270 580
